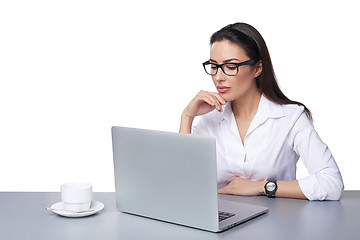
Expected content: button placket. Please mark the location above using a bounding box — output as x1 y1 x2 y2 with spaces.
227 113 247 178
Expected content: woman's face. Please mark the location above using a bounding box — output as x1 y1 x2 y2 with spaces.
209 40 261 101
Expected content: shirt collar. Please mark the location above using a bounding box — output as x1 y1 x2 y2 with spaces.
218 94 285 125
221 100 233 122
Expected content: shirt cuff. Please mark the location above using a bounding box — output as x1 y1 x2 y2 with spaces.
298 175 328 201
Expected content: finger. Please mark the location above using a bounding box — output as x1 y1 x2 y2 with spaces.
197 95 218 114
199 95 216 107
218 186 231 194
218 187 227 194
209 92 227 105
200 95 219 109
204 94 223 112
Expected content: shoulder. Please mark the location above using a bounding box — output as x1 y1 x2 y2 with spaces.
280 102 314 140
281 102 311 127
262 96 313 138
282 102 305 118
261 94 308 127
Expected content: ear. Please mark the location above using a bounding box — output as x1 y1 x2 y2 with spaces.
254 60 263 78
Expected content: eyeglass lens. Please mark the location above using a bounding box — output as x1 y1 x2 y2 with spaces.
204 63 238 76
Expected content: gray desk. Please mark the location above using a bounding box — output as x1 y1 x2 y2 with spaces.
0 191 359 240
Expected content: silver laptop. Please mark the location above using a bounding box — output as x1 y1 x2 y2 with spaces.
111 126 268 232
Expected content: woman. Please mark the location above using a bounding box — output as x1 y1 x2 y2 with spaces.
179 22 344 201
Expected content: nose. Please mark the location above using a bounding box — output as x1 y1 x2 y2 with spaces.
213 67 226 82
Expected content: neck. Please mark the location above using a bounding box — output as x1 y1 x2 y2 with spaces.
232 87 262 118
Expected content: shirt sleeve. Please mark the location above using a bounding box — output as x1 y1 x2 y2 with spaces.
292 112 344 201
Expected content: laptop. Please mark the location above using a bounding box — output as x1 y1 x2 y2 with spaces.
111 126 268 232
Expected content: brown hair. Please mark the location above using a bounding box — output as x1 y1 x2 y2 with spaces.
210 22 312 121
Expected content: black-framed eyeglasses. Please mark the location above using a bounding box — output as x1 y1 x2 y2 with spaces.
202 59 257 76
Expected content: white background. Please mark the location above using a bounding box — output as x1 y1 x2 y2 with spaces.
1 0 359 192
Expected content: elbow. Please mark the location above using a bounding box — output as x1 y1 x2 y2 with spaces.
321 173 344 201
326 178 344 201
301 173 344 201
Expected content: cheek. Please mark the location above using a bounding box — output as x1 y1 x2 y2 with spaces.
232 70 253 86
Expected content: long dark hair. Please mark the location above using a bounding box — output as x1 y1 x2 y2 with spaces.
210 22 312 121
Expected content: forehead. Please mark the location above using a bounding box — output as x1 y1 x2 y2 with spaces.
210 40 248 61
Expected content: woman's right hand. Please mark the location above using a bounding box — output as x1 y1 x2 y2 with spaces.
182 90 227 119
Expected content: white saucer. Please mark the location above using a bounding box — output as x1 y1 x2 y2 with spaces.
49 200 104 218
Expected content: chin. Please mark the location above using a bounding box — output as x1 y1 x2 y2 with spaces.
219 93 234 102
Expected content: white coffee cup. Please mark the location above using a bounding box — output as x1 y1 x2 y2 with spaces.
61 182 93 212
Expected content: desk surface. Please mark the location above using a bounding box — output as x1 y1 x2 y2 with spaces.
0 191 359 240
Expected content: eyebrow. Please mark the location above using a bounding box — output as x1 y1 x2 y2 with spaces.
209 58 241 63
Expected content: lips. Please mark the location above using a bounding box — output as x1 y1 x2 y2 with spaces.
216 86 230 93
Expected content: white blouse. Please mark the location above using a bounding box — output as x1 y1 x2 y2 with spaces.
192 94 344 200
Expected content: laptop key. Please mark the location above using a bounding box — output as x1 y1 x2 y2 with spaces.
218 211 235 222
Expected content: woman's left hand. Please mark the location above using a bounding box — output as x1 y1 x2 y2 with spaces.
218 177 266 196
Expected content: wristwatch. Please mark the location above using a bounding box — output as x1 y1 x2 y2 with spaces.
264 181 277 198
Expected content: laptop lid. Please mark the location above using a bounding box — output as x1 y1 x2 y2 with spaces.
112 126 219 232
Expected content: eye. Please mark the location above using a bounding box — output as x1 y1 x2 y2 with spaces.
224 64 237 70
210 64 217 70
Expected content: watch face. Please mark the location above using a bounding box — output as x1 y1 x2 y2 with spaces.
266 182 276 191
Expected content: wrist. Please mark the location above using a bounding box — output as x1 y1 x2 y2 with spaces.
181 111 195 121
257 181 267 196
180 111 195 134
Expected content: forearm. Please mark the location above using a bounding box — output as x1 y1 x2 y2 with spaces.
276 180 307 199
179 113 194 134
219 177 308 200
258 180 308 200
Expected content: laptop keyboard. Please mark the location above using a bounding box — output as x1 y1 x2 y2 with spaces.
218 211 235 222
